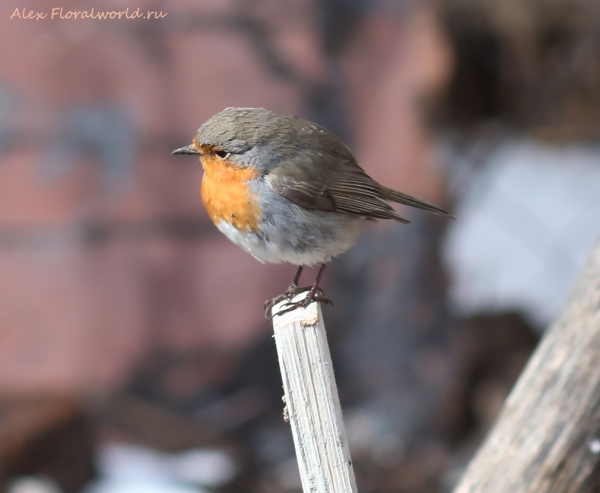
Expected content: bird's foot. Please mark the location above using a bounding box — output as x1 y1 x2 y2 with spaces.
264 284 309 320
270 288 334 319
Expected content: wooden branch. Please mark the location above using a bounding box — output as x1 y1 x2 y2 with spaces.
453 239 600 493
272 293 358 493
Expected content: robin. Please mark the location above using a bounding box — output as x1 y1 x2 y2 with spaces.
173 107 453 318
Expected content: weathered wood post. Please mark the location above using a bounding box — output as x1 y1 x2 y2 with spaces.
453 239 600 493
271 293 358 493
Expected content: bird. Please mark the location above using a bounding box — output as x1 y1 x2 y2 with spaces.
173 107 453 318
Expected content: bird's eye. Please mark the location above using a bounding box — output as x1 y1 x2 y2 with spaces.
215 150 230 159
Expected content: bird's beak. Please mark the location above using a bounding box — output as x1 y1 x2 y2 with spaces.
172 144 199 155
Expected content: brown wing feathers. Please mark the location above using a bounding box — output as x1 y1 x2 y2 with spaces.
328 173 410 223
276 182 336 211
380 185 455 218
271 169 412 223
267 145 453 222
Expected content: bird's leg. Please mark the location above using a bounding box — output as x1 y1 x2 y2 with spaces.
264 266 310 319
274 263 333 317
305 263 326 300
289 265 304 292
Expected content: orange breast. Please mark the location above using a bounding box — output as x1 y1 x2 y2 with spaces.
200 153 260 232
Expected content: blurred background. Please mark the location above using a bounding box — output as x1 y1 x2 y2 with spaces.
1 0 600 492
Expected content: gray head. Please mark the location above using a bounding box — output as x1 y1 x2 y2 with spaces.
197 107 283 152
172 107 293 173
172 107 347 174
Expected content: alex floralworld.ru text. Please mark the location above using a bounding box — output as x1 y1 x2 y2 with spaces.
10 7 167 20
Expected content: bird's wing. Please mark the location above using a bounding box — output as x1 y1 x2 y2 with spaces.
266 150 411 223
380 186 455 218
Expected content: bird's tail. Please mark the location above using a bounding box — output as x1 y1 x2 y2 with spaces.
380 186 455 219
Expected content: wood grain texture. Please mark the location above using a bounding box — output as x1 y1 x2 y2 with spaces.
272 294 358 493
454 239 600 493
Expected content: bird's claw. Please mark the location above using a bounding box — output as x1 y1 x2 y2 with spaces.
264 284 309 320
265 289 333 320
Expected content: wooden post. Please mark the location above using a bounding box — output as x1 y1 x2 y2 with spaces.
453 239 600 493
272 293 358 493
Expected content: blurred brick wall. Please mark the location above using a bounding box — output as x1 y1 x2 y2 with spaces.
0 0 451 393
